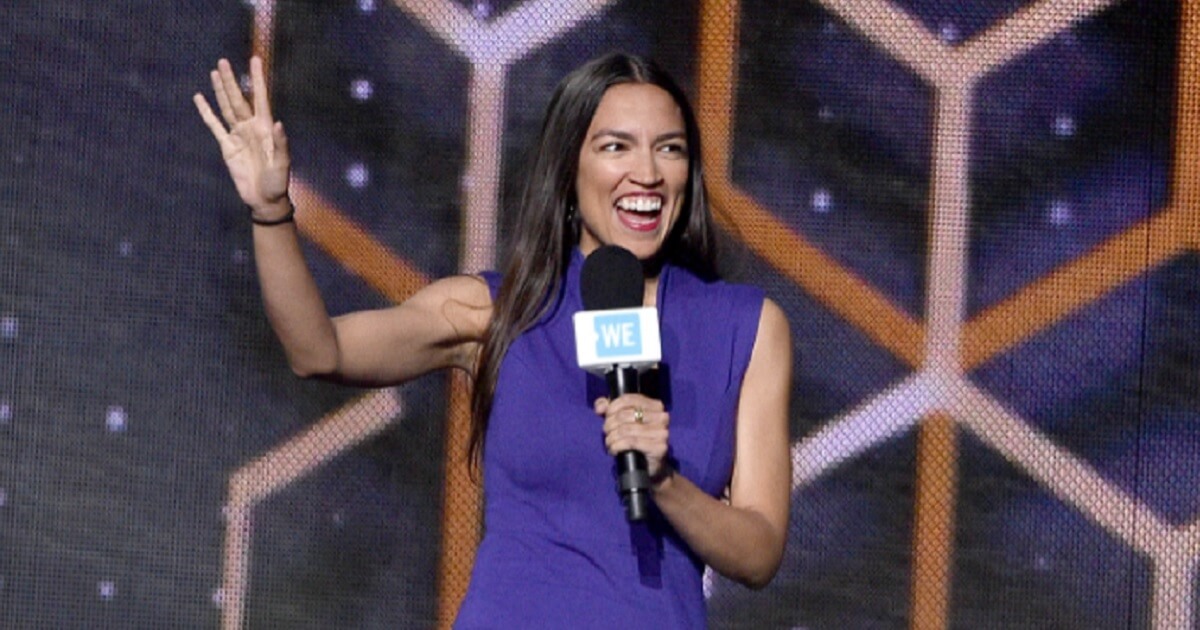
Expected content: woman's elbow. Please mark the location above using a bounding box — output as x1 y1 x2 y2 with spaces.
289 362 324 379
725 535 785 589
285 350 340 379
738 554 784 590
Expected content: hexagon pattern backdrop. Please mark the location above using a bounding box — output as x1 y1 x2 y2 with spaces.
2 0 1197 628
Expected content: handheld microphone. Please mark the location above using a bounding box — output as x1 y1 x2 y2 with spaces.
574 245 661 522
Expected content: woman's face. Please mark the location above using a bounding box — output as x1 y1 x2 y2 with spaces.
574 82 689 261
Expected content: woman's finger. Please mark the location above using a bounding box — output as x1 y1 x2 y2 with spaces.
250 56 273 122
601 397 661 425
272 121 290 170
192 93 226 139
602 407 667 435
217 58 254 122
605 425 668 456
607 395 662 415
210 68 238 127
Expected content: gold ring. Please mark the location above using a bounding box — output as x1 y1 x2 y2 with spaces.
633 407 644 424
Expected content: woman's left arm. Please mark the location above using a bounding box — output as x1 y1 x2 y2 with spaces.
651 297 792 588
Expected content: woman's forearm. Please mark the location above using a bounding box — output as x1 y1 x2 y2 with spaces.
250 199 341 377
652 470 786 589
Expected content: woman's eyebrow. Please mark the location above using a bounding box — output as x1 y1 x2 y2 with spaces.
589 129 687 143
655 130 688 143
589 128 635 142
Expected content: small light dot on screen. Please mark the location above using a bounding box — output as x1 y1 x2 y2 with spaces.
350 78 374 102
346 163 370 189
1 316 17 341
1054 114 1076 138
106 406 127 433
812 189 833 214
1048 199 1072 226
939 22 960 43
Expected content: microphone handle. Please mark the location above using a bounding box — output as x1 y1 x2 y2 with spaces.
607 365 651 522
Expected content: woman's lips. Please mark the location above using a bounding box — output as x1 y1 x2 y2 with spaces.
614 194 663 233
617 207 660 232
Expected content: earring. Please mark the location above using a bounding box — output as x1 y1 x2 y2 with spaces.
566 204 580 240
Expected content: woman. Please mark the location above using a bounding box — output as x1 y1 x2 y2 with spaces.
195 52 791 628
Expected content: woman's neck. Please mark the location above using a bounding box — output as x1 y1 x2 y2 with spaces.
643 276 659 307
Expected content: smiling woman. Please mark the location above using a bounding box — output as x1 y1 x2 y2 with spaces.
575 82 690 264
194 51 792 628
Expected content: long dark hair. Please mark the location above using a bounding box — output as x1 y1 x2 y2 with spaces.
468 52 719 472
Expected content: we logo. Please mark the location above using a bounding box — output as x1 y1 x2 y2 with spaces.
573 307 661 372
593 313 642 358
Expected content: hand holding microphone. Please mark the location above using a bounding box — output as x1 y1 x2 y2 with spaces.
594 394 670 488
574 245 668 522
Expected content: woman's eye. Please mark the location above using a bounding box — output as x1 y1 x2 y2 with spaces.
660 143 688 156
600 142 625 152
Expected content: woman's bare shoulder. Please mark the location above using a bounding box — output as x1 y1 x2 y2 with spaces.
420 273 494 307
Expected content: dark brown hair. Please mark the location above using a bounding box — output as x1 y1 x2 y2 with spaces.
468 52 719 472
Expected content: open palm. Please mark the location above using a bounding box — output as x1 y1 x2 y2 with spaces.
193 57 290 214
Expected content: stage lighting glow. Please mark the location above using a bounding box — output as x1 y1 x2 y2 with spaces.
106 406 127 433
350 78 373 102
345 163 370 189
1 316 17 341
1055 114 1077 137
812 189 833 214
1048 200 1073 226
939 22 960 43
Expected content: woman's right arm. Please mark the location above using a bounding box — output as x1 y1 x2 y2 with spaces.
253 214 491 384
195 57 491 385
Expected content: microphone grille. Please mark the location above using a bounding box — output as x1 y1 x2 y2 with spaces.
580 245 643 310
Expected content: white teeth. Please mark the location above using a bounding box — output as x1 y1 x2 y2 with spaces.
616 197 662 213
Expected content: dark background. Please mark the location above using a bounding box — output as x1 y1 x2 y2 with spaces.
0 0 1190 627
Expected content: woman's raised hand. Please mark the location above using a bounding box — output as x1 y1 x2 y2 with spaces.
193 57 291 220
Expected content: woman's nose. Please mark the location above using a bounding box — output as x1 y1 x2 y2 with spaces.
629 148 662 185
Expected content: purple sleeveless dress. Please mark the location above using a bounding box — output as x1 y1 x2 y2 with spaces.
454 250 764 629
